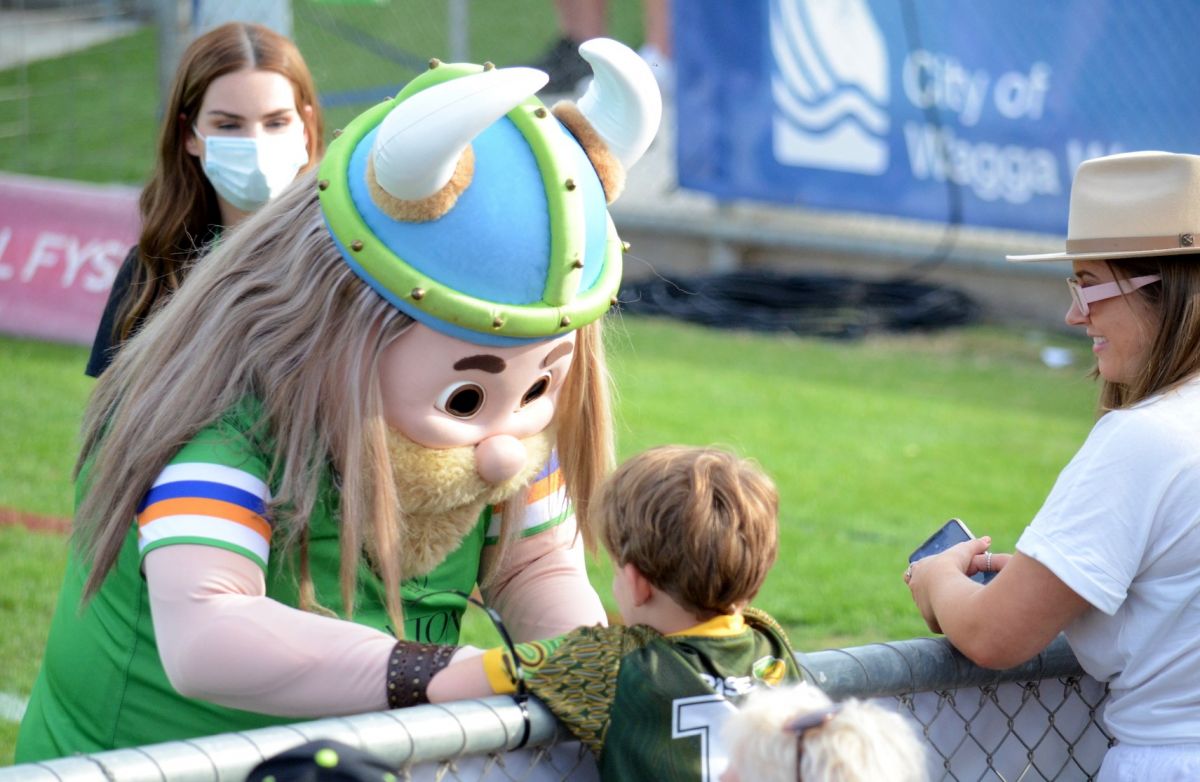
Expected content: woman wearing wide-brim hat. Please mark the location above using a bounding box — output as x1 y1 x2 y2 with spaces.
906 150 1200 780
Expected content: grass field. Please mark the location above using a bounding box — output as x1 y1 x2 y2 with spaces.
0 317 1097 764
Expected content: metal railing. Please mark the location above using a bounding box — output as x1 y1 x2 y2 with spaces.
1 699 597 782
0 636 1111 782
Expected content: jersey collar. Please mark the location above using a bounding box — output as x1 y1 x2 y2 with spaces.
666 613 746 638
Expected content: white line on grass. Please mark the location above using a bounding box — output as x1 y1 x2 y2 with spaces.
1 692 28 722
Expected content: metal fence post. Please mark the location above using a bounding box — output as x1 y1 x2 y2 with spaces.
447 0 470 63
155 0 185 117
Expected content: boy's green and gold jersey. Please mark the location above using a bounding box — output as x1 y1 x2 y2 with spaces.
483 608 802 781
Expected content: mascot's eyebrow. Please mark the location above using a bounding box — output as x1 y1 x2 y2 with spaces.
454 354 507 374
541 342 574 368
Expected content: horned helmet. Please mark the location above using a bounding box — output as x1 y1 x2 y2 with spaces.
317 38 661 345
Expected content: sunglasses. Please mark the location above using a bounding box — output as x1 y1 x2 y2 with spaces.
1066 274 1162 317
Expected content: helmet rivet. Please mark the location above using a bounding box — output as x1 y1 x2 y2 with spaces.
621 241 632 252
350 240 364 252
564 178 576 191
428 58 441 69
559 315 571 328
411 287 426 300
482 61 495 71
492 316 504 329
332 129 343 138
610 296 620 307
318 179 329 191
571 258 584 269
534 107 548 118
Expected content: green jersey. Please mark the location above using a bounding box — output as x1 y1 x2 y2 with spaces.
484 608 802 781
16 399 572 761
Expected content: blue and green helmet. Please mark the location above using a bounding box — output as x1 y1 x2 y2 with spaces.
317 38 661 346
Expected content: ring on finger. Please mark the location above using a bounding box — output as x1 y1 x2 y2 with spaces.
984 551 993 573
904 564 914 584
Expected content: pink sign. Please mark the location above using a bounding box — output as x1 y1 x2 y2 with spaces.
0 172 139 345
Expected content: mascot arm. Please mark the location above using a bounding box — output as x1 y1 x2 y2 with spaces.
145 544 466 716
479 515 607 642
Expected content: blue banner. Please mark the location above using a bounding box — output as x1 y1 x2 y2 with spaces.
674 1 1200 235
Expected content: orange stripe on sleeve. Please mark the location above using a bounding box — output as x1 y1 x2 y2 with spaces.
525 468 564 504
138 497 272 540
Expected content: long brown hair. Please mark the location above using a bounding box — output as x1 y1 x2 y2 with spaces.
1099 257 1200 410
114 22 325 345
77 174 615 634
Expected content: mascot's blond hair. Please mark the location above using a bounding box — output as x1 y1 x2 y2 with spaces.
723 683 928 782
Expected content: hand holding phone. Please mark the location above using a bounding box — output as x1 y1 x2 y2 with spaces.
909 518 997 584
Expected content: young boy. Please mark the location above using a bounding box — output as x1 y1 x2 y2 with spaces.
428 445 803 780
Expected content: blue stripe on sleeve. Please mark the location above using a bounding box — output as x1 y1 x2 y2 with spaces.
533 451 560 482
137 480 268 516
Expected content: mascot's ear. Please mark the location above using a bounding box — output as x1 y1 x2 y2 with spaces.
553 37 663 203
368 67 548 222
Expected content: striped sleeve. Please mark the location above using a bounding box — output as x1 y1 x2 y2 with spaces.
485 452 572 544
137 462 273 570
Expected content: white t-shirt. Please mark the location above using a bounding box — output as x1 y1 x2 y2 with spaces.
1016 378 1200 746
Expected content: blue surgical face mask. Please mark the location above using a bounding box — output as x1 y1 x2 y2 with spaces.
194 127 309 212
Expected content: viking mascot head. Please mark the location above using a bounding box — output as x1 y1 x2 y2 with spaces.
314 38 660 578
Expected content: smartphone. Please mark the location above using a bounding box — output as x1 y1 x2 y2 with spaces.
909 518 996 584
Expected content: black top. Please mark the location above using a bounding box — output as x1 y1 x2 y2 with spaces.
85 245 138 378
85 226 221 378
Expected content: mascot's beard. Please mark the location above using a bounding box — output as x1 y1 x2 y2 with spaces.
385 426 556 579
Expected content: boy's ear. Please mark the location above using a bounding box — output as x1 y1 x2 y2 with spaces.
623 562 654 607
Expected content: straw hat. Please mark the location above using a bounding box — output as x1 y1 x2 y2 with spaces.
1008 151 1200 263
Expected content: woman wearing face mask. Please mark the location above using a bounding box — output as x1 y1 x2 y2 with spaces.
906 151 1200 781
84 22 324 377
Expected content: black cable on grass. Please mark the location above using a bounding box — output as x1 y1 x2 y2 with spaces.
616 270 979 339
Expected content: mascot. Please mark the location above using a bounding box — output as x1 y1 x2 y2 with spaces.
16 39 661 761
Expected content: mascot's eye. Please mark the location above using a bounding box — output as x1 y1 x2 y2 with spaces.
521 374 551 407
436 382 485 418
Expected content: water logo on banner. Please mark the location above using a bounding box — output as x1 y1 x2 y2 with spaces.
769 0 889 175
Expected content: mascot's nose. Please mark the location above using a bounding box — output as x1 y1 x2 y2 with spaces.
475 434 527 484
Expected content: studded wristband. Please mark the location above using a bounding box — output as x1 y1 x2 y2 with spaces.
385 641 457 710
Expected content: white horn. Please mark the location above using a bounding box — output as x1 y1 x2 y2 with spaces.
575 38 663 170
372 67 549 200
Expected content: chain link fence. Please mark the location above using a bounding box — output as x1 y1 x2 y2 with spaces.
0 637 1112 782
797 636 1112 781
905 678 1110 781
